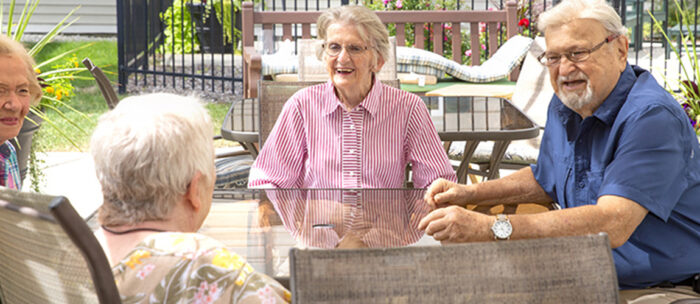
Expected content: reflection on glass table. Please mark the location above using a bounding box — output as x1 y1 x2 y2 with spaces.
199 189 437 277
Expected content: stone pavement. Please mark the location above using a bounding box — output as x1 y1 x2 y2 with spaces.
26 152 102 219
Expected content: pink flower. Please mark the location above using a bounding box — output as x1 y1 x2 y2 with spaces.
479 22 486 33
481 44 486 50
136 264 156 280
396 0 403 8
383 0 389 5
465 50 472 57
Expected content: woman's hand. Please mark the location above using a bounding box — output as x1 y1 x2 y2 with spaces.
424 178 472 209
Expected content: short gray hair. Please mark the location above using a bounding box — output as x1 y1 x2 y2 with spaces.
92 93 215 226
317 5 390 64
0 35 42 106
537 0 627 36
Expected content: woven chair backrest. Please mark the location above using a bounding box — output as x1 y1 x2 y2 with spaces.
0 189 121 304
290 233 619 303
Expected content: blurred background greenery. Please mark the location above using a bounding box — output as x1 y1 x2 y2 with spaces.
31 39 232 151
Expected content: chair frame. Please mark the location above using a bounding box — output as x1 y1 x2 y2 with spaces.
82 57 119 110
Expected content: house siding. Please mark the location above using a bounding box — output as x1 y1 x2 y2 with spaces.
2 0 116 34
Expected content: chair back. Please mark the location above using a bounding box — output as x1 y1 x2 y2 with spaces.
297 37 397 82
258 79 400 148
290 233 618 303
82 57 119 110
0 188 121 304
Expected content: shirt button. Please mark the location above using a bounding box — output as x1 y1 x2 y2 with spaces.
577 181 585 189
349 149 355 154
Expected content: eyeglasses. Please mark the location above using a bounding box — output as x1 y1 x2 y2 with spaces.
537 34 620 66
322 42 371 57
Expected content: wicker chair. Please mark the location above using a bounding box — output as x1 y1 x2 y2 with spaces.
290 233 619 303
0 188 121 304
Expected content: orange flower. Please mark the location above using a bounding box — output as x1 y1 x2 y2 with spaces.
45 87 54 94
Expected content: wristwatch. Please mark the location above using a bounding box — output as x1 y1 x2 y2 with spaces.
491 214 512 240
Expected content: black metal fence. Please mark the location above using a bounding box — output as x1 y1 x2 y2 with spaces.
117 0 699 97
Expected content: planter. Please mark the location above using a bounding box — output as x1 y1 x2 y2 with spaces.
186 3 238 53
11 111 43 183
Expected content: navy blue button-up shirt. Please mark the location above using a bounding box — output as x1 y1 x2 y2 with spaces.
533 64 700 289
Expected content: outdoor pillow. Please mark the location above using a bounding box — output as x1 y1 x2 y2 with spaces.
215 155 254 189
396 35 533 82
448 140 539 166
261 39 298 76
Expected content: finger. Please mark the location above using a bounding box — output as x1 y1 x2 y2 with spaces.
433 184 460 206
424 216 448 236
417 208 445 230
423 179 447 207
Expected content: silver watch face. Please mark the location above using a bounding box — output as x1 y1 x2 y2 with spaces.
492 219 512 239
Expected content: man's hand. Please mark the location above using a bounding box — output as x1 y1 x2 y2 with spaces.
424 178 471 209
418 206 492 243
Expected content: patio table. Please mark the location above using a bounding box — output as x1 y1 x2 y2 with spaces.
199 188 438 279
221 95 539 183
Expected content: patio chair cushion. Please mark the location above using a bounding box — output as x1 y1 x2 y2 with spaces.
215 155 254 189
448 140 539 166
396 35 533 82
261 39 297 76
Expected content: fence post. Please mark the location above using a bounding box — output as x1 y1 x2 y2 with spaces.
116 0 126 94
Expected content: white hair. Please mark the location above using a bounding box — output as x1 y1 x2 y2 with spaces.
91 93 215 226
537 0 627 36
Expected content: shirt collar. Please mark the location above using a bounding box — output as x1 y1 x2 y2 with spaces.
553 64 636 127
320 76 384 117
0 141 13 160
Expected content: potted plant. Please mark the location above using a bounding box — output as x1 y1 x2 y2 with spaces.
649 0 700 136
3 0 90 190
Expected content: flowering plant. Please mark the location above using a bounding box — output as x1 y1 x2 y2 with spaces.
649 0 700 134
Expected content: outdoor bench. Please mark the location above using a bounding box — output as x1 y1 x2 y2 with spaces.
241 1 520 98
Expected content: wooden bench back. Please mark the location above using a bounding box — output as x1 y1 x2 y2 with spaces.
241 1 519 97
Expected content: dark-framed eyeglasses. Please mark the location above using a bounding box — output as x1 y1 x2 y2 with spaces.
537 34 620 66
322 42 371 57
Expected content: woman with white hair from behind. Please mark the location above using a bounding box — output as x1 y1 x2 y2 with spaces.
92 93 290 303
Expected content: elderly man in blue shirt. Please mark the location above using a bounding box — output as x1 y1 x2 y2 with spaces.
418 0 700 302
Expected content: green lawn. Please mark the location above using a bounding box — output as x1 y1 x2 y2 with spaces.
31 39 232 151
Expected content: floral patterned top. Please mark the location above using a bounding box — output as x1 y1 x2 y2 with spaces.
113 232 291 303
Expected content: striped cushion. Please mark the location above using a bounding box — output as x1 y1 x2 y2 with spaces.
396 35 533 82
215 155 254 189
448 140 539 166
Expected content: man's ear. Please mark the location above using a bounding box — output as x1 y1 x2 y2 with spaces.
185 171 203 211
615 35 630 71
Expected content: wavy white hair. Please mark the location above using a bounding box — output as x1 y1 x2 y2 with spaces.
537 0 627 36
92 93 215 226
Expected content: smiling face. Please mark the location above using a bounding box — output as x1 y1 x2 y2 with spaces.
545 19 628 117
324 22 384 107
0 55 31 142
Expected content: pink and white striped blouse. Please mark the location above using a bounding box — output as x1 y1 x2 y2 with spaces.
248 78 456 189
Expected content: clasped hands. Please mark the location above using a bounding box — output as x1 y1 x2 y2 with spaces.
418 178 495 243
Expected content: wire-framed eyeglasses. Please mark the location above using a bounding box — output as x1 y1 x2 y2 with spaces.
537 34 620 66
322 42 371 57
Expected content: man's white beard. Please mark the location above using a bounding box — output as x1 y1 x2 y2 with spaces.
556 72 594 111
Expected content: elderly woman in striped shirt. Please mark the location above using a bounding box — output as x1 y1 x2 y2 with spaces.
249 5 455 189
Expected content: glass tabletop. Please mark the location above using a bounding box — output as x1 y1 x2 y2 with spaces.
200 188 438 277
